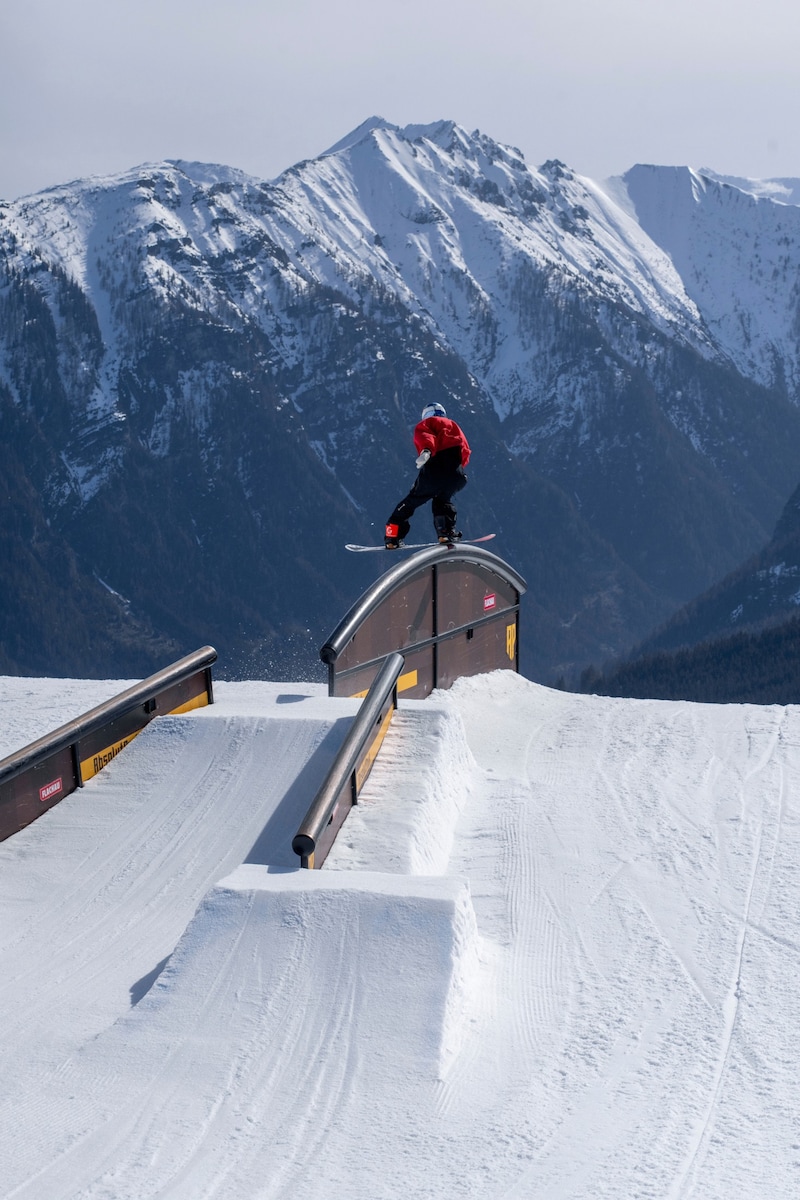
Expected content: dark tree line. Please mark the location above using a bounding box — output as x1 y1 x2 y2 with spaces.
579 614 800 705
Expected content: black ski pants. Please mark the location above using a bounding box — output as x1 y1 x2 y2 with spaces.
387 447 467 540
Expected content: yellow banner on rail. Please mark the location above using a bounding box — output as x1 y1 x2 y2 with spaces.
81 733 139 782
352 669 417 700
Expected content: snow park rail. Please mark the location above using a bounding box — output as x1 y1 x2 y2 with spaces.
0 646 217 842
294 544 527 866
292 652 404 868
320 543 526 699
1 546 524 861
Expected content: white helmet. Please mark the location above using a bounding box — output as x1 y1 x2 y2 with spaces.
421 403 447 420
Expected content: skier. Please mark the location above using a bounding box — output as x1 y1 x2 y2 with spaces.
385 402 471 548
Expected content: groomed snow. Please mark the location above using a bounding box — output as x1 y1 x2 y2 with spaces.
1 670 798 1197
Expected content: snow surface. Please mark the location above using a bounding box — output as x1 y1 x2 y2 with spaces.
1 670 799 1197
619 163 800 396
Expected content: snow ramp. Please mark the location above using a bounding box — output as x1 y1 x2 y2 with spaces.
6 669 800 1197
0 680 481 1200
3 868 478 1200
0 684 360 1129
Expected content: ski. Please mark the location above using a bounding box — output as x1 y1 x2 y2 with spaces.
345 534 496 553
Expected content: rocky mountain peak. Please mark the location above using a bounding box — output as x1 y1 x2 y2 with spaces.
3 120 800 683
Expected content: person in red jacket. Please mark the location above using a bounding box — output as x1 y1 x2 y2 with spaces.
385 402 471 548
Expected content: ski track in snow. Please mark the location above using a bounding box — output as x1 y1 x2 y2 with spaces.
1 672 799 1197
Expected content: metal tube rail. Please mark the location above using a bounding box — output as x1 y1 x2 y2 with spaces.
0 646 217 843
0 646 218 787
292 652 405 868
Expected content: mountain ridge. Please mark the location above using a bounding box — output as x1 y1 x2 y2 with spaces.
2 118 800 681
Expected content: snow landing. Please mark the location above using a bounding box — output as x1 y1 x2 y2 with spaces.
0 671 799 1197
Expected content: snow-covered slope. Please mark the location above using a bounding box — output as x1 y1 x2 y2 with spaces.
276 120 713 414
1 670 798 1197
0 118 715 444
620 163 800 396
10 118 796 440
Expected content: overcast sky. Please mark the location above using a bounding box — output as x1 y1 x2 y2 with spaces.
3 0 799 201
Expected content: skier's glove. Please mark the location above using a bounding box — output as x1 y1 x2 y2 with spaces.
415 449 431 469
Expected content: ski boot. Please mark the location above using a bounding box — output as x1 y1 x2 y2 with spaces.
385 522 402 550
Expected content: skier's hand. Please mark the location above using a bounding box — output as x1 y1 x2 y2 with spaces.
415 449 431 469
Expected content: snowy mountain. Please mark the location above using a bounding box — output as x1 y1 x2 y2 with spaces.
3 118 800 680
621 164 800 398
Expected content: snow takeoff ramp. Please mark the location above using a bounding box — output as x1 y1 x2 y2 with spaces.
0 867 478 1199
0 683 361 1142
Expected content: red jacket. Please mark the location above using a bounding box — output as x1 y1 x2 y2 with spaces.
413 416 471 467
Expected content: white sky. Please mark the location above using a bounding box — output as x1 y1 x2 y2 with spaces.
2 0 799 200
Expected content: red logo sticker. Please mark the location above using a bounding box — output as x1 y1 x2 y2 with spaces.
39 778 63 803
483 593 497 611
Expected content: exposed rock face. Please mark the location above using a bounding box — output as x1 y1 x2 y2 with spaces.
3 120 800 680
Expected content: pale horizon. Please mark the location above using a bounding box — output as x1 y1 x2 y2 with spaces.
3 0 798 201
